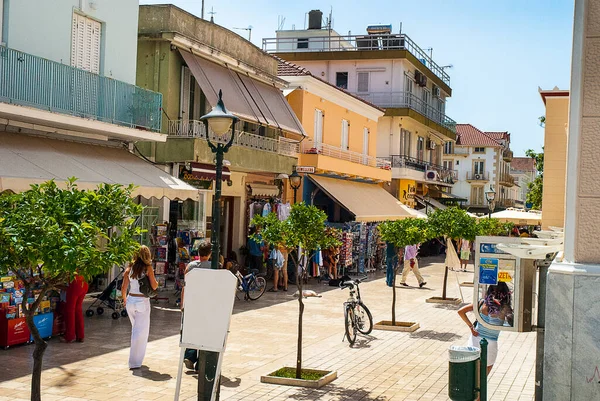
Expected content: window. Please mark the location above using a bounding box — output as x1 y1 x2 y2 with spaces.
336 72 349 89
363 128 369 156
314 109 324 146
474 147 485 153
399 129 411 156
422 89 431 106
71 13 101 74
473 160 485 175
443 160 453 171
471 187 484 205
297 38 309 49
341 119 349 150
357 72 369 93
444 141 453 154
0 0 4 44
404 74 414 105
417 136 425 161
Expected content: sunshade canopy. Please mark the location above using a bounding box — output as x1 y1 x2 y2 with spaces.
308 175 413 222
490 209 542 225
0 132 200 200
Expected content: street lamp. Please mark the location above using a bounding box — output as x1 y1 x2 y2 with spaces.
198 89 237 400
485 186 496 218
289 166 302 203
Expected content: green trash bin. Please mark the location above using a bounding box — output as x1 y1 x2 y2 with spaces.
448 345 480 401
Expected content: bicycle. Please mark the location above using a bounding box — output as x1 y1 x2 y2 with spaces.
340 276 373 345
236 269 266 301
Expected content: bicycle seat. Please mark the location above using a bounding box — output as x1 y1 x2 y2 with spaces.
250 269 259 275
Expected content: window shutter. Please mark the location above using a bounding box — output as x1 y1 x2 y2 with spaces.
180 66 191 122
341 120 349 150
89 19 101 74
71 13 101 74
357 72 369 93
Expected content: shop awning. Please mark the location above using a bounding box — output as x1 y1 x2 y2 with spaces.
189 162 231 181
179 50 304 136
308 175 413 222
490 209 542 225
0 132 200 200
248 183 279 197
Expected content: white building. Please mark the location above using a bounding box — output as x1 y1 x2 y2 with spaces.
443 124 515 213
510 157 537 208
263 10 457 208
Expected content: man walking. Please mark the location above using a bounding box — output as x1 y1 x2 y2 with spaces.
399 243 427 288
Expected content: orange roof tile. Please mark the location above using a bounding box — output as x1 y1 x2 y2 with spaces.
455 124 502 147
511 157 536 172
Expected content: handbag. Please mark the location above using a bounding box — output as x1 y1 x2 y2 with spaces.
138 271 157 298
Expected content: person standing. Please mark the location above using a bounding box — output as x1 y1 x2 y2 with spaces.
121 246 158 370
247 227 264 273
459 238 471 272
271 246 289 292
399 244 427 288
62 274 88 343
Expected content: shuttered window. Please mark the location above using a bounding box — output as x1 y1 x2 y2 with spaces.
71 13 101 74
341 119 349 150
357 72 369 93
180 66 192 121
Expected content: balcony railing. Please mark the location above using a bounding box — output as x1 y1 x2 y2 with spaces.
301 138 391 169
263 34 450 84
443 147 469 156
352 91 456 134
381 154 457 184
498 199 516 208
466 172 490 181
503 149 514 162
0 46 162 132
499 174 516 186
168 119 299 157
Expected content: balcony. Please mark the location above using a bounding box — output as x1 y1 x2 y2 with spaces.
499 174 515 187
498 199 516 208
466 172 490 182
381 155 457 186
503 149 514 162
168 120 299 157
0 46 162 134
443 147 469 157
352 91 456 135
263 34 450 85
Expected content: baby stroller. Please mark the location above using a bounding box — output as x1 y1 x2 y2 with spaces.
85 269 127 320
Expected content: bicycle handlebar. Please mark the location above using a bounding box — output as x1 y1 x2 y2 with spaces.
339 276 369 289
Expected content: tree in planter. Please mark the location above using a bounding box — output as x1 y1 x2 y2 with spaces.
0 179 142 401
427 207 478 300
252 204 340 380
476 218 514 237
378 218 432 325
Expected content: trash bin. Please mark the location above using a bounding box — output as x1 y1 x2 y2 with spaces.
448 345 480 401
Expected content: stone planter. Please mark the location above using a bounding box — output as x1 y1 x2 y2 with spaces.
426 296 461 305
261 368 337 389
373 320 419 332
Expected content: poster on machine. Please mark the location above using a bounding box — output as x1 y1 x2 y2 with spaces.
479 257 499 285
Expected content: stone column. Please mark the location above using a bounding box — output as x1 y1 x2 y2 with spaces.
544 0 600 400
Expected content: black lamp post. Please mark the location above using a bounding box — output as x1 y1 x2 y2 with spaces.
485 186 496 219
197 89 237 400
289 166 302 203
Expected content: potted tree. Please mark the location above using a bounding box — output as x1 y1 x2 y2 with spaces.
254 204 340 388
0 179 142 401
375 218 431 331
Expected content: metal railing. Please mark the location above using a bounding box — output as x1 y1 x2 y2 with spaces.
263 33 450 84
499 174 515 186
168 119 300 157
0 46 162 132
380 154 457 183
443 146 469 156
503 149 514 162
301 138 391 169
466 172 490 181
498 199 516 208
352 91 456 134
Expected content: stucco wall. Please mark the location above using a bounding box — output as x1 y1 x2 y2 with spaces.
5 0 138 83
445 146 497 204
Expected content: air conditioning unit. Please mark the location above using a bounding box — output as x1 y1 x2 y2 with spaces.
425 170 438 181
432 86 441 97
414 70 422 83
427 140 436 150
474 173 482 180
419 73 427 87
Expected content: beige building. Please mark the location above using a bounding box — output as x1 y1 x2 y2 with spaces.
539 87 569 229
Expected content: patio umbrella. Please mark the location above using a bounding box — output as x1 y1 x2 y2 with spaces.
489 209 542 225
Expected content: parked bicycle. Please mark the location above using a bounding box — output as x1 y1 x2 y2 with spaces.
236 269 266 301
340 276 373 345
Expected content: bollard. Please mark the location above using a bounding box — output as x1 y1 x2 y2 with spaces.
480 338 488 401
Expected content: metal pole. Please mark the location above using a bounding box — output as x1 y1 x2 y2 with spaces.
211 146 223 270
535 261 549 401
293 187 297 204
480 338 488 401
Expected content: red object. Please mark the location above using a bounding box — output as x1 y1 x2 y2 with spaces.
64 276 88 342
0 316 31 348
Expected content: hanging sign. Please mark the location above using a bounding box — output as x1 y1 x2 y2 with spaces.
479 257 499 285
295 166 315 173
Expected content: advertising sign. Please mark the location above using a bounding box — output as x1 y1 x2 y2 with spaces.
479 257 499 285
295 166 315 173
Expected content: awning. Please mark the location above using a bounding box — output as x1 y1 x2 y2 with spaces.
415 195 447 210
490 209 542 225
248 183 279 197
0 132 200 200
179 50 304 136
189 162 231 181
308 175 412 222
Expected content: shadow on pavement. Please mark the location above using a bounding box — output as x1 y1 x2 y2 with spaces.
410 329 462 342
286 384 386 400
221 375 242 388
132 365 172 381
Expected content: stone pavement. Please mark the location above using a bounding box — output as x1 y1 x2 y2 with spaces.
0 256 536 400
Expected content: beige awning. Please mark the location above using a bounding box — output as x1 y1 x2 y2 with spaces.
308 175 413 222
0 132 200 200
490 209 542 225
179 50 305 136
248 183 279 197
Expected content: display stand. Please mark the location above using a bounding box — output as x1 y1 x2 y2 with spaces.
174 269 237 401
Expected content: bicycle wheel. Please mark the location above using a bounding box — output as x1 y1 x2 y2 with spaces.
355 302 373 335
247 276 266 300
344 306 357 345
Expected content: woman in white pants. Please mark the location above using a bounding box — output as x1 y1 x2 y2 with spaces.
121 246 158 370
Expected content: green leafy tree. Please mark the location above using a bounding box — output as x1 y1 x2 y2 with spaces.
427 207 478 300
476 218 514 237
0 179 142 401
378 218 432 324
252 203 340 379
525 148 544 210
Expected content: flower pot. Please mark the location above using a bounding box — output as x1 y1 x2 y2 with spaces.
261 367 337 388
373 320 419 332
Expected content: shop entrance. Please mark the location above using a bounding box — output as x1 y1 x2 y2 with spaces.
219 196 235 258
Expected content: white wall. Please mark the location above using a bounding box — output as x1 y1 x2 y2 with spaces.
4 0 138 83
445 146 497 204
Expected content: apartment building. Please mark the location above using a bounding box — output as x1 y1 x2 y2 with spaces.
263 10 457 209
511 157 537 208
444 124 515 214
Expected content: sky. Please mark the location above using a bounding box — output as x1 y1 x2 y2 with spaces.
140 0 575 155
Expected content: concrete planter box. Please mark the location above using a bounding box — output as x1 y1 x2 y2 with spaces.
426 297 461 305
460 281 474 287
373 320 419 332
261 368 337 388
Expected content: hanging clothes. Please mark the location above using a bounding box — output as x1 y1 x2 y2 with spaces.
278 202 291 221
262 202 272 216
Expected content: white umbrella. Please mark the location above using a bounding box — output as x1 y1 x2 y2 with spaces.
489 209 542 225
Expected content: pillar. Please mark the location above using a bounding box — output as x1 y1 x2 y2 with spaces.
543 0 600 400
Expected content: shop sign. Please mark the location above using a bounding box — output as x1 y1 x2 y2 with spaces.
479 257 499 285
179 166 213 190
295 166 315 173
498 270 513 283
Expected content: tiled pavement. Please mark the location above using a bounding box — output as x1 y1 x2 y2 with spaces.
0 256 536 400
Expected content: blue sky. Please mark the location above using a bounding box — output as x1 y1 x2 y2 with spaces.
140 0 574 155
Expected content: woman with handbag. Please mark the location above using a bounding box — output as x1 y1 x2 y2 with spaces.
121 245 158 370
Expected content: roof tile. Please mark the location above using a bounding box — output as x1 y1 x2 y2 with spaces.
511 157 536 172
455 124 502 147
